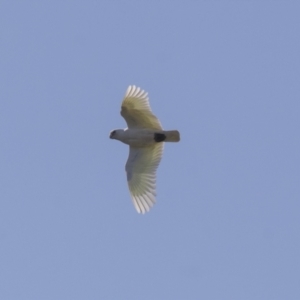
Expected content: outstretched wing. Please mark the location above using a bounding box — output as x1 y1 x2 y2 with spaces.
121 85 162 130
125 144 164 214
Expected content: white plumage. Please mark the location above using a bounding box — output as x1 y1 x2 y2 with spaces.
110 85 180 214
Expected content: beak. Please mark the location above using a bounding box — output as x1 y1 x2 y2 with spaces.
110 130 116 139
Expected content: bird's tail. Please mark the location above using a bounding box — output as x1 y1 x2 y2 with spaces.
163 130 180 142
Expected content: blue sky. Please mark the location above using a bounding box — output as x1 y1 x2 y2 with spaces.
1 1 300 299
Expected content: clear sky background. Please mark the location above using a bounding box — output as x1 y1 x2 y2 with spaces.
1 1 300 299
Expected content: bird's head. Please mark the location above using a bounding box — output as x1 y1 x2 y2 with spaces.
109 129 124 140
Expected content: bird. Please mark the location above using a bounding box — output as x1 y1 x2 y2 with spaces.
109 85 180 214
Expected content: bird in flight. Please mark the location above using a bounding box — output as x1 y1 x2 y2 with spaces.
110 85 180 214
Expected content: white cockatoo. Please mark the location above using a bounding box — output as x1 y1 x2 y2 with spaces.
110 85 180 214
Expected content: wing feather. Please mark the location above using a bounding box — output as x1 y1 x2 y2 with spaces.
125 144 164 214
121 85 162 130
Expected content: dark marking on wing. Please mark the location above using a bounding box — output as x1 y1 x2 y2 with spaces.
154 133 166 142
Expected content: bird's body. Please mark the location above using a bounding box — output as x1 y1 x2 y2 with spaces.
110 85 180 214
111 128 157 147
111 128 179 147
